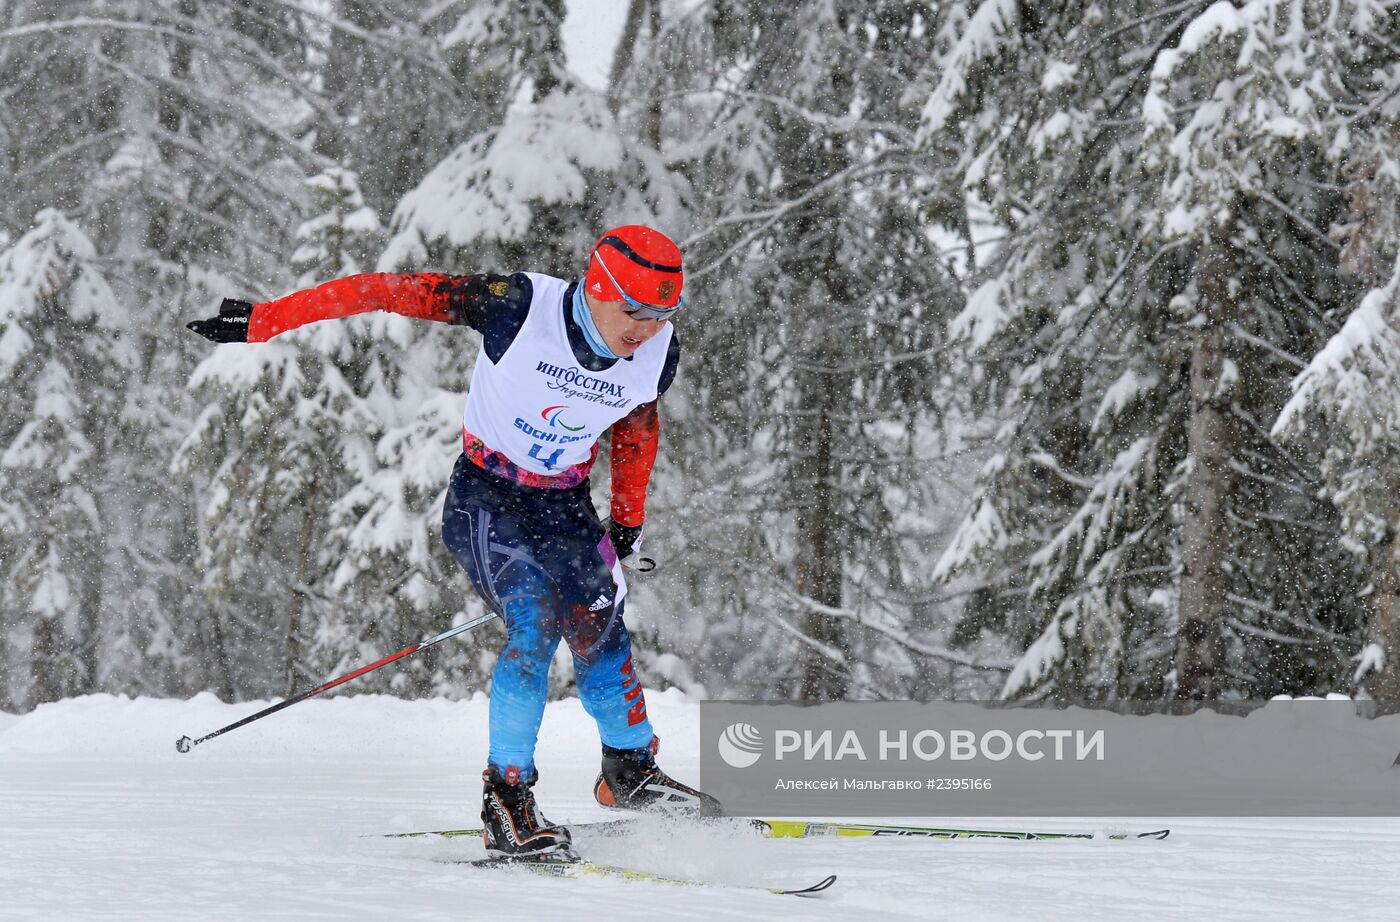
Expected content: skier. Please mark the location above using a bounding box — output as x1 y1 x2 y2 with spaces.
188 225 719 857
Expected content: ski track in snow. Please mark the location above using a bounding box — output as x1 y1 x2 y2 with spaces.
2 692 1397 921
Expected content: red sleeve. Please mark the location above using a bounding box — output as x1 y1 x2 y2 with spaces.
247 273 455 342
609 400 660 528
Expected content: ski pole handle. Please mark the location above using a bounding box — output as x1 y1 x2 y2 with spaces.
175 611 499 753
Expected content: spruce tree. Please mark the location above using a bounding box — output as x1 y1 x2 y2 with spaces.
925 0 1381 704
0 210 129 706
1271 1 1400 710
651 1 968 700
1 0 331 702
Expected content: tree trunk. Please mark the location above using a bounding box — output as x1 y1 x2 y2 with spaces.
285 489 318 697
1365 534 1400 714
788 17 853 702
30 610 67 706
76 561 102 694
795 365 847 701
1176 237 1235 700
206 602 237 702
606 0 662 147
609 0 647 110
641 0 662 148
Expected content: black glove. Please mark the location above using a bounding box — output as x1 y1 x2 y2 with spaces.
187 298 254 343
606 519 655 572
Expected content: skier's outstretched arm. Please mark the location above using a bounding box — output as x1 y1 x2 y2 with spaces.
187 273 514 343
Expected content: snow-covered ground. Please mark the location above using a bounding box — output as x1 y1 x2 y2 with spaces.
2 692 1397 921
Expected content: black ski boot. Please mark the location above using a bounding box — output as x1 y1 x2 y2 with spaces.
481 766 573 858
593 740 723 816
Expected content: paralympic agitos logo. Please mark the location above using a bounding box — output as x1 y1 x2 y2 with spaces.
541 405 584 432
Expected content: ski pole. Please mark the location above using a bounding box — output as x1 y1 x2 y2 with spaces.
175 610 500 753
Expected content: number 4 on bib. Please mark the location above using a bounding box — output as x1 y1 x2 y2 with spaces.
529 444 565 470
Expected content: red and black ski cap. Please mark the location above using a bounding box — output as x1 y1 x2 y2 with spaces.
585 225 684 309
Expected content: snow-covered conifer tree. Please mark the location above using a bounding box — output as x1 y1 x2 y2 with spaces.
174 167 399 697
924 0 1377 704
176 159 493 699
1272 6 1400 709
645 1 972 700
0 210 131 706
312 0 476 217
382 0 652 276
1 0 347 702
1275 257 1400 709
291 169 386 282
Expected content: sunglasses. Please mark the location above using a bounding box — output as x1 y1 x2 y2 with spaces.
591 250 684 321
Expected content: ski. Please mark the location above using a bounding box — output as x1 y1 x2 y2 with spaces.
391 817 1170 841
388 818 637 839
755 820 1171 841
456 852 837 896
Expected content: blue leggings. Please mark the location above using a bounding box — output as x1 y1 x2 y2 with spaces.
442 455 654 775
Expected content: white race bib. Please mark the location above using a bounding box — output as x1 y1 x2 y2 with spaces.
462 273 673 477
